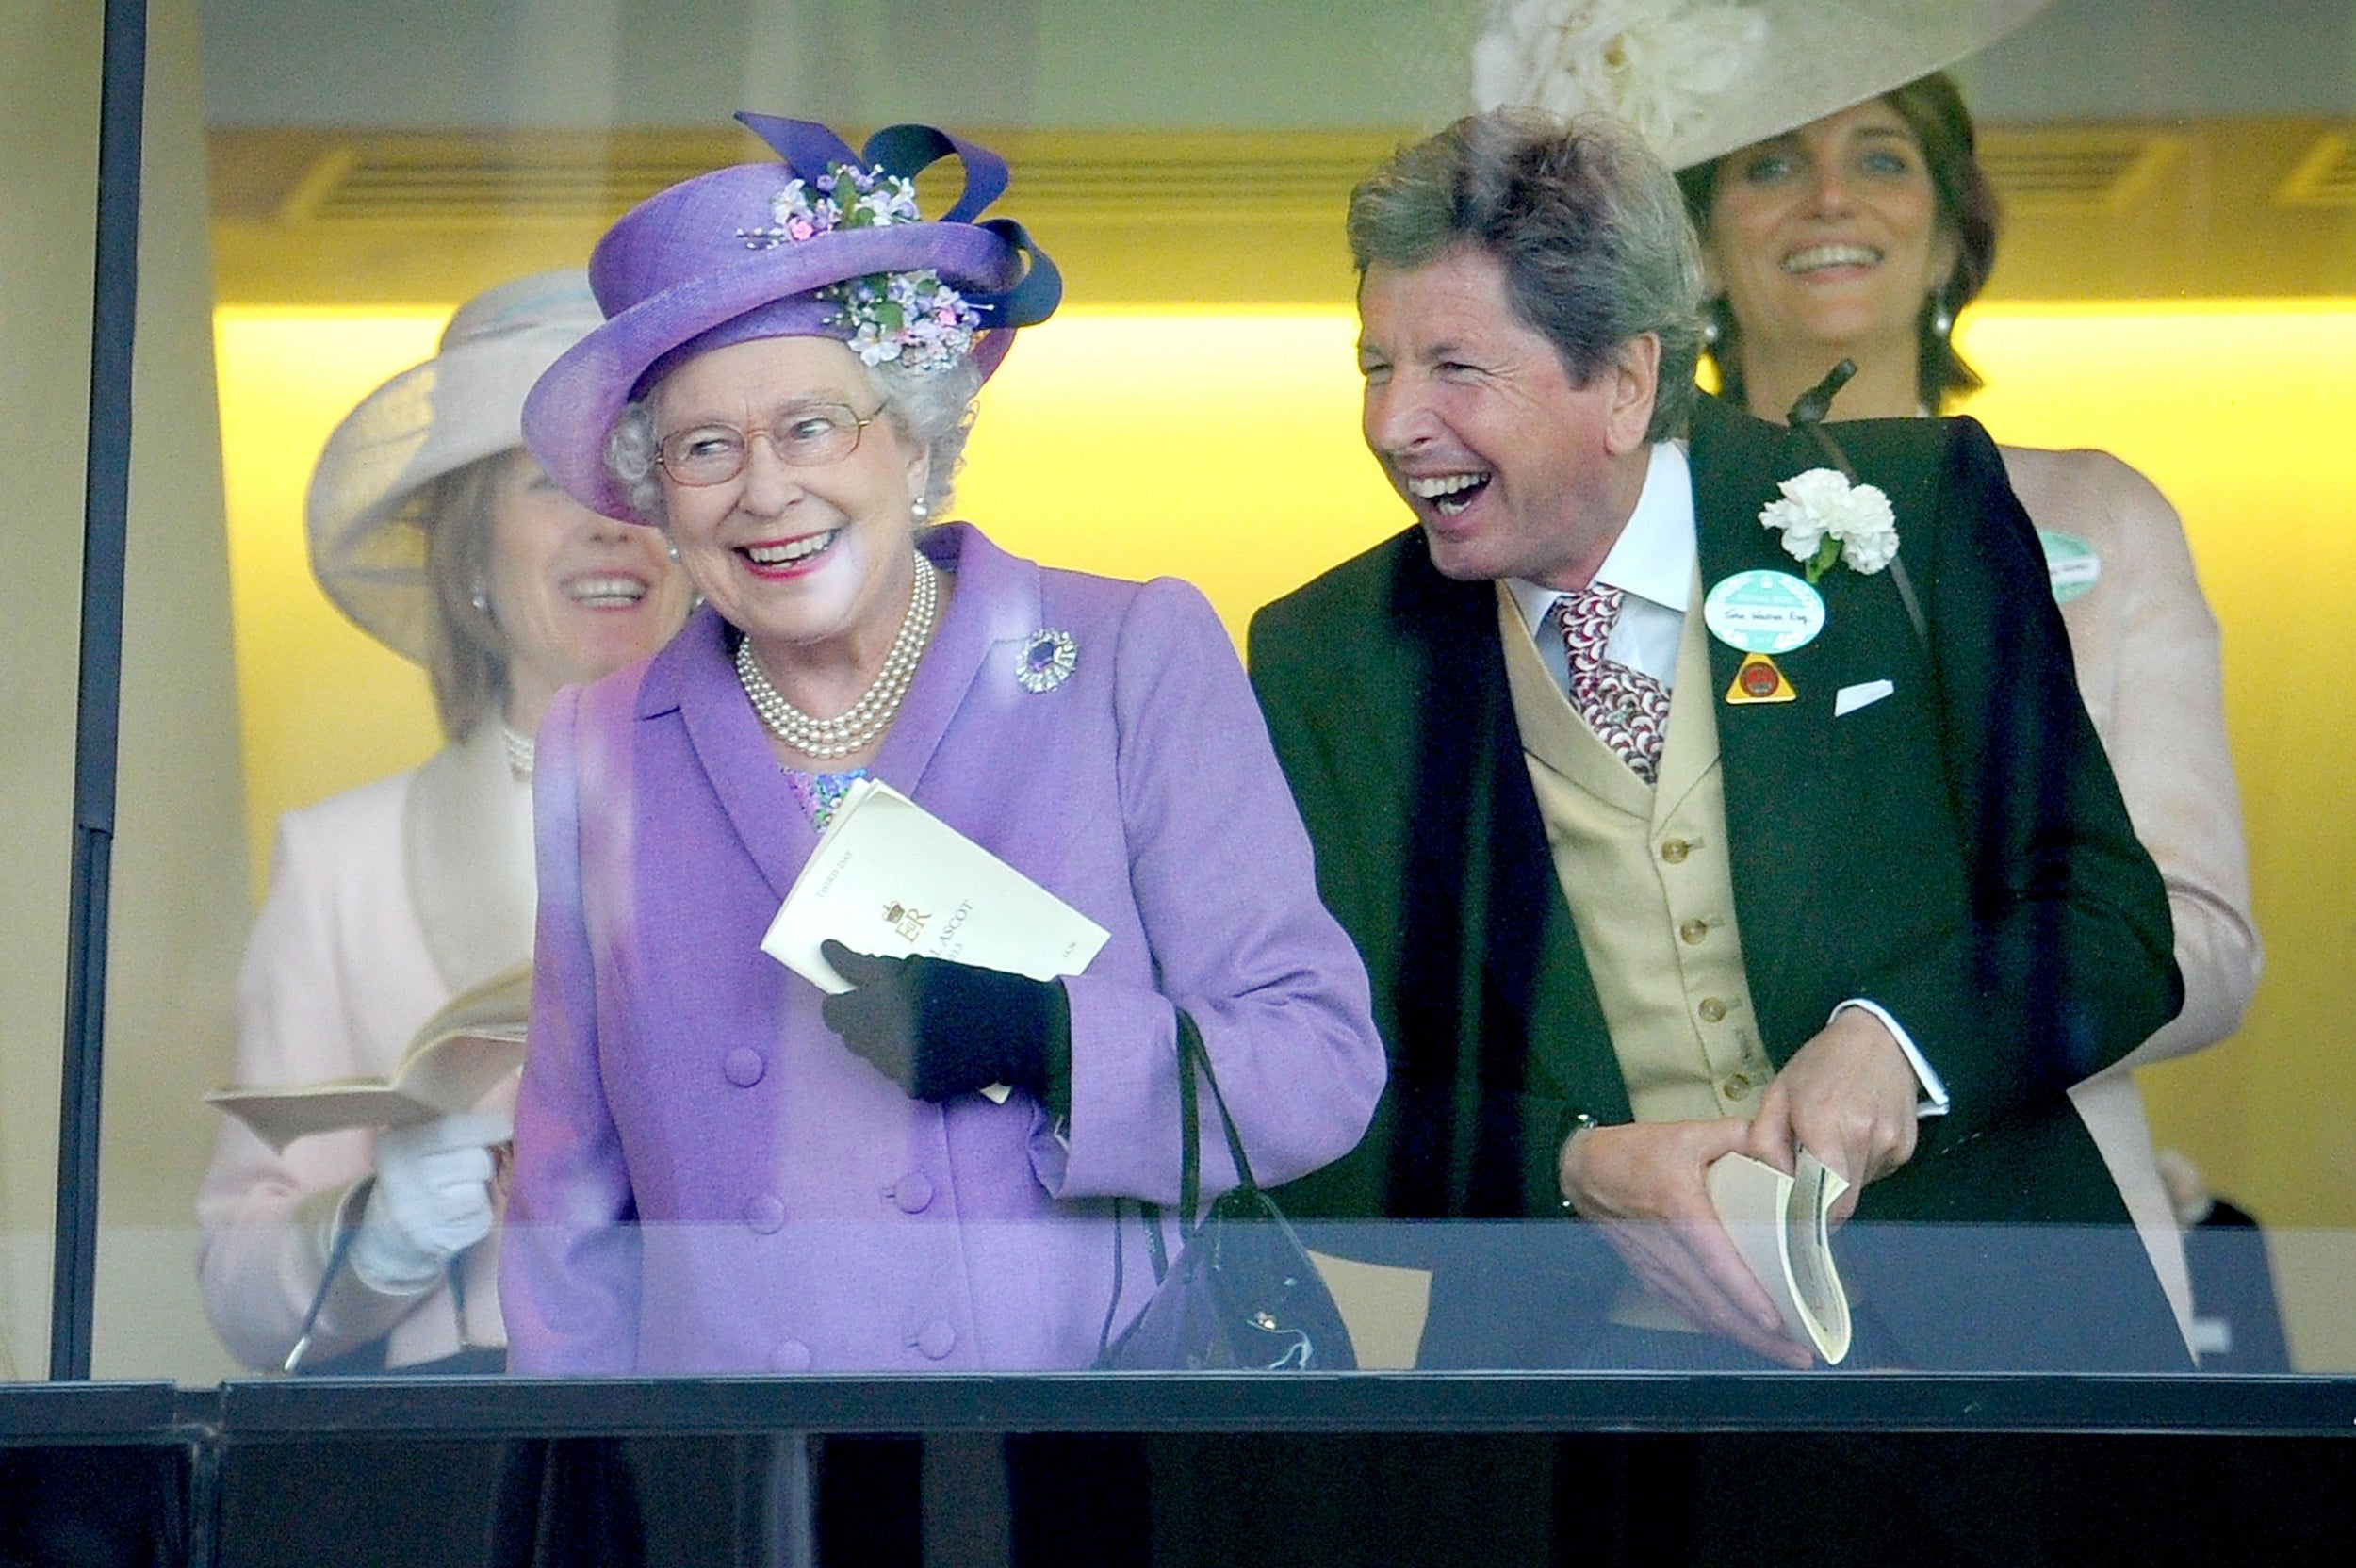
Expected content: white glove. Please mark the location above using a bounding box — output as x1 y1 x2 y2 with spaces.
346 1110 513 1296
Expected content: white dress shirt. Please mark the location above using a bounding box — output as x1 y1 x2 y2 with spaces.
1507 442 1694 690
1505 440 1949 1119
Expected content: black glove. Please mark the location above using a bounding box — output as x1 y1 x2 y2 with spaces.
821 939 1069 1104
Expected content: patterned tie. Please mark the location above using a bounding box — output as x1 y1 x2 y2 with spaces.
1557 585 1671 786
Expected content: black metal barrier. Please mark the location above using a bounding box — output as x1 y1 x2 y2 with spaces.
8 1377 2356 1567
198 1371 2356 1437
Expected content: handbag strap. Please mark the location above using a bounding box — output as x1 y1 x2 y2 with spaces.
1175 1009 1258 1224
1093 1014 1264 1365
1139 1200 1168 1282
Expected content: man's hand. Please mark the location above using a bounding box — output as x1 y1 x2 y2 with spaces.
1742 1006 1919 1221
1559 1119 1814 1369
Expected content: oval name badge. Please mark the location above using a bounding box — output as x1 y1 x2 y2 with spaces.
1703 569 1826 656
2037 529 2102 605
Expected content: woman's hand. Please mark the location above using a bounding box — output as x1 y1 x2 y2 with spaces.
820 940 1064 1102
348 1110 512 1295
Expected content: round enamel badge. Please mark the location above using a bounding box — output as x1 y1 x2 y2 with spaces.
1703 570 1826 656
2037 530 2102 605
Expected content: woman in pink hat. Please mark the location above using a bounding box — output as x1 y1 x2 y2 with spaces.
502 117 1383 1375
198 271 694 1375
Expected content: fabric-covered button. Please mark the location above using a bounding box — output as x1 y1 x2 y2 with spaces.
1660 839 1692 864
724 1048 766 1087
768 1340 811 1373
890 1173 935 1214
913 1319 957 1360
1678 919 1710 945
1697 997 1728 1023
744 1194 785 1234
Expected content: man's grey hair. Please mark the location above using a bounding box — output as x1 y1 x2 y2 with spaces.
1348 110 1704 441
606 349 985 525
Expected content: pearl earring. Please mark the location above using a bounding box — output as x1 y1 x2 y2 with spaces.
911 496 930 521
470 584 490 615
663 538 681 564
1699 295 1729 351
1928 291 1956 345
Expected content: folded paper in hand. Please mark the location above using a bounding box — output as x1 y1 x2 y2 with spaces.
205 964 532 1153
761 779 1110 1101
1706 1148 1854 1365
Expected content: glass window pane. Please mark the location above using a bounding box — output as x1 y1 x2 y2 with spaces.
66 0 2356 1401
1 2 105 1386
88 0 252 1385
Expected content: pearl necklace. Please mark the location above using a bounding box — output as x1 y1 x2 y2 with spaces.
734 551 938 760
502 725 535 781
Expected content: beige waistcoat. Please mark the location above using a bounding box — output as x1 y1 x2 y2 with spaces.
1497 580 1776 1123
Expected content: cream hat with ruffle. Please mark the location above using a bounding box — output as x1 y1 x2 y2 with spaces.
1472 0 2052 170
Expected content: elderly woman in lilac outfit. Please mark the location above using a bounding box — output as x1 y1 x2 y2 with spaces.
502 116 1383 1374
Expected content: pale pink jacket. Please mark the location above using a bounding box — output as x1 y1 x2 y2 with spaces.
2005 446 2264 1349
195 721 530 1370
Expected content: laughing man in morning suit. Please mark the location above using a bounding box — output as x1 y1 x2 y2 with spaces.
1249 110 2188 1371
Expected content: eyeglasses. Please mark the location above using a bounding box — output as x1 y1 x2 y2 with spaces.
653 400 886 487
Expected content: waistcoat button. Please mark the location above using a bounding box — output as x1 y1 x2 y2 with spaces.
914 1319 957 1360
1698 997 1728 1023
1660 839 1692 864
724 1048 766 1087
1678 919 1710 945
744 1194 786 1234
769 1340 811 1373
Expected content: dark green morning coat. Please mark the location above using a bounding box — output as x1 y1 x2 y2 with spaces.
1250 394 2184 1364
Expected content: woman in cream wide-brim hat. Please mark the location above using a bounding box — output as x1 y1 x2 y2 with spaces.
1481 0 2261 1358
196 270 693 1373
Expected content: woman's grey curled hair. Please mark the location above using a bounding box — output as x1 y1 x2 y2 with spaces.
1348 109 1704 441
606 349 985 525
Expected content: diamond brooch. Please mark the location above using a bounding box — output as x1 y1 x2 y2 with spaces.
1015 629 1078 693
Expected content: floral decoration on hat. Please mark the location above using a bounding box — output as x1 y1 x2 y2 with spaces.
1759 467 1898 581
1473 0 1767 155
739 165 984 372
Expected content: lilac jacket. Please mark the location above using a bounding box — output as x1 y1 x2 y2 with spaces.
502 524 1383 1374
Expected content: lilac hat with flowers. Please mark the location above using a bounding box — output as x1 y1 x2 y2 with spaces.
524 114 1062 523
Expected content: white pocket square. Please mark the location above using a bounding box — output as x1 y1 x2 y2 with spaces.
1834 679 1895 717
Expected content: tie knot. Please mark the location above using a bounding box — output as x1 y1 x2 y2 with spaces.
1555 584 1623 663
1555 583 1623 638
1552 581 1668 786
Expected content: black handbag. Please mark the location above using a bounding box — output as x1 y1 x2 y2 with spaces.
1094 1010 1357 1371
